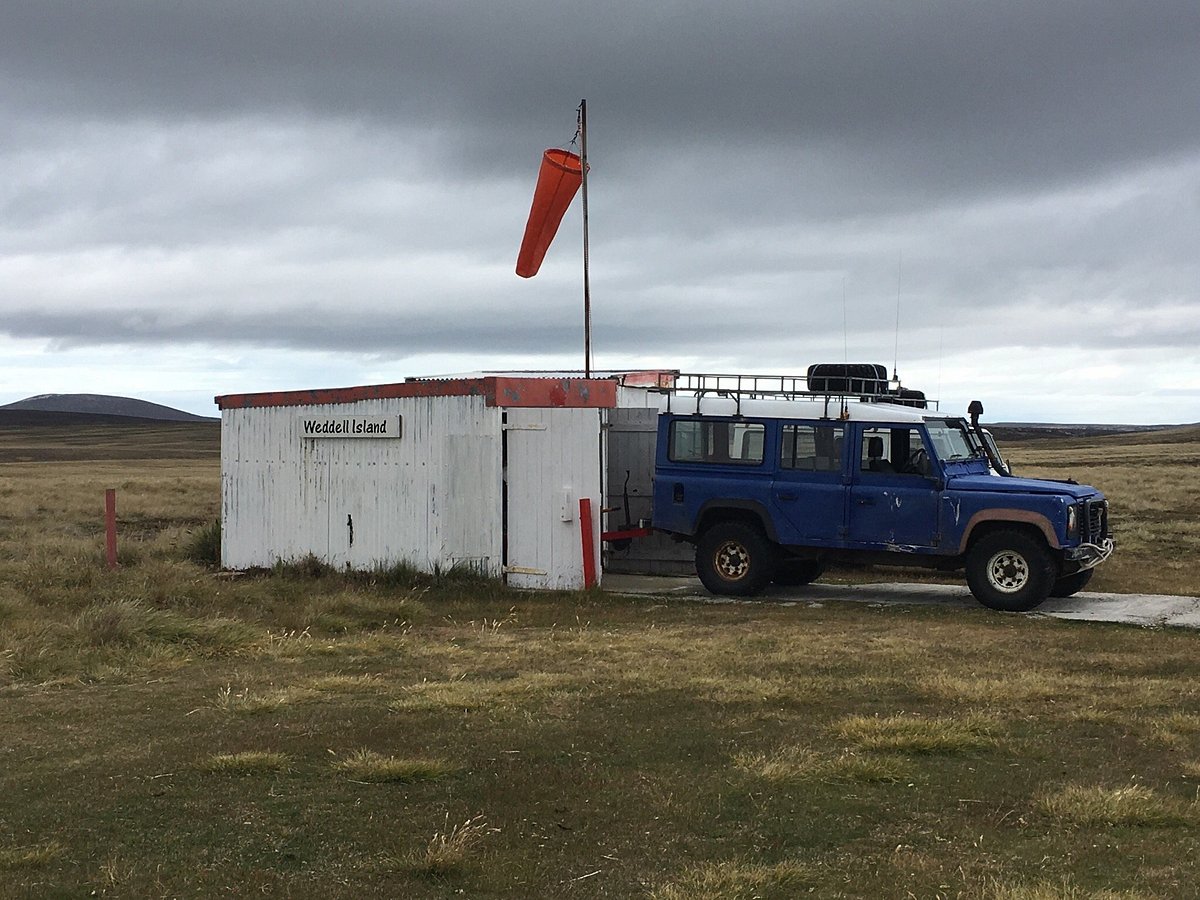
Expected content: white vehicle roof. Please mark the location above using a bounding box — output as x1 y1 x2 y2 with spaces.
654 394 935 424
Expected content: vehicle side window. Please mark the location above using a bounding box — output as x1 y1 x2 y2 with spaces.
669 420 765 465
860 427 930 476
780 423 844 472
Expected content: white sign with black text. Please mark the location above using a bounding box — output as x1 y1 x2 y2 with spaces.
300 416 402 439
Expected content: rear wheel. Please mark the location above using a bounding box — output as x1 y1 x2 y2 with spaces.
696 521 776 597
1050 568 1094 598
966 529 1056 612
773 558 825 586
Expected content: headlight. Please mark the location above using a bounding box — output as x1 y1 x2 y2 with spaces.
1066 504 1079 538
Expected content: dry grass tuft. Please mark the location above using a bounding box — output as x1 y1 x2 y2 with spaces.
98 853 136 889
211 684 315 714
734 745 909 783
690 674 798 705
1145 712 1200 749
382 814 497 878
307 673 389 694
1037 784 1199 828
1070 708 1132 729
74 599 255 650
198 750 292 775
334 749 454 784
388 671 578 713
733 745 823 780
987 876 1155 899
650 859 811 900
833 713 998 754
827 751 911 783
919 671 1064 705
0 841 63 870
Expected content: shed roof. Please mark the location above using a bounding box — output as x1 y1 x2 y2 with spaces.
215 376 617 411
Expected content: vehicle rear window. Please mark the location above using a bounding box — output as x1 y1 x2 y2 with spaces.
780 423 843 471
668 420 765 465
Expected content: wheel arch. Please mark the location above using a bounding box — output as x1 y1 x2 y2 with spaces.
696 501 778 542
959 510 1059 555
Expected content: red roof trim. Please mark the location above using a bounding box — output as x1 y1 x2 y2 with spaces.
215 377 616 411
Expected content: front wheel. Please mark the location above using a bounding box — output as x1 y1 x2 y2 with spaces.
965 530 1056 612
696 521 776 597
1050 568 1094 598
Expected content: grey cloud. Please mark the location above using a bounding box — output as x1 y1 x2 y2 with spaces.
1 1 1199 423
6 3 1200 181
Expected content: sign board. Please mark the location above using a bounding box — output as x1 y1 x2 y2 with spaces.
301 416 402 439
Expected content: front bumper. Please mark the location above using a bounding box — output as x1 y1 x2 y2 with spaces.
1064 538 1114 571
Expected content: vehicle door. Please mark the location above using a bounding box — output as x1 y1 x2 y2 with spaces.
770 420 847 545
848 424 941 548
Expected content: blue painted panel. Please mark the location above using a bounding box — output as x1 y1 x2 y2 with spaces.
848 476 941 548
771 421 847 545
847 423 941 550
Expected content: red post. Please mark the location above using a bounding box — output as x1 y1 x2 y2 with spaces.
578 498 597 589
104 488 118 570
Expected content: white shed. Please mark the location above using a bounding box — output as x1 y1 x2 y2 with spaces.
215 376 615 590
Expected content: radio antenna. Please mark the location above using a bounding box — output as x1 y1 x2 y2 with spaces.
936 320 945 409
892 253 902 383
841 276 849 364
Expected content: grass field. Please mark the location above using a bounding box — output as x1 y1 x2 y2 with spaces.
1 422 1198 898
1005 427 1200 598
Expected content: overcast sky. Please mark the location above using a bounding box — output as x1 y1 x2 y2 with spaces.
2 1 1198 423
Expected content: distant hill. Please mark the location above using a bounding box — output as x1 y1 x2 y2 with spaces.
988 422 1195 444
0 394 216 423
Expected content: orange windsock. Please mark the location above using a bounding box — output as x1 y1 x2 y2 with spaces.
516 148 584 278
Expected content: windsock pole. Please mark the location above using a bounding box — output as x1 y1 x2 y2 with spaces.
579 99 591 378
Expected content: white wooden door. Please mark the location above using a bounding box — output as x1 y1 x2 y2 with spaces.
504 408 603 590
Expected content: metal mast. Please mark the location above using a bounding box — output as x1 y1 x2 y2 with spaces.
579 99 591 377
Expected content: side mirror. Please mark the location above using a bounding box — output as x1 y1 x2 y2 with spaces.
930 477 945 491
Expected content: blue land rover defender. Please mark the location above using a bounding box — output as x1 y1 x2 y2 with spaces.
651 395 1113 611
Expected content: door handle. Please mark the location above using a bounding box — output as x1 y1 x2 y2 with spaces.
777 491 798 501
857 497 875 506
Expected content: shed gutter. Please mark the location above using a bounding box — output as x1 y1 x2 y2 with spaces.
215 376 617 411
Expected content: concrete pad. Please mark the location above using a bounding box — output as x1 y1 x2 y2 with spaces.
602 573 1200 630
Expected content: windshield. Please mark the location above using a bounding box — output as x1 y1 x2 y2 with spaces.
924 419 981 462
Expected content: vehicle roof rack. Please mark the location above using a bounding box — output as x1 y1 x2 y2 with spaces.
638 371 936 417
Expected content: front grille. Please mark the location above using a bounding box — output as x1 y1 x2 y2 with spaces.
1085 499 1108 541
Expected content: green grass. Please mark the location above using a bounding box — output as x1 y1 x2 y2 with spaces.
2 422 1200 896
198 750 292 775
184 519 221 566
986 877 1156 899
832 712 999 754
1037 784 1200 828
649 859 812 900
334 750 455 784
734 745 911 783
0 841 63 870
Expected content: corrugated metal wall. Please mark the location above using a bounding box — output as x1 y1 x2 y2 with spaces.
222 393 605 590
604 405 694 575
221 395 503 575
